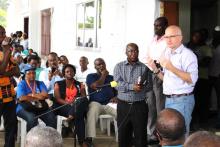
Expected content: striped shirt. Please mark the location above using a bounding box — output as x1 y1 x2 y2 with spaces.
113 60 152 102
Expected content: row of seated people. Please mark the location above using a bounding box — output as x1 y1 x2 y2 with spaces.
16 54 117 147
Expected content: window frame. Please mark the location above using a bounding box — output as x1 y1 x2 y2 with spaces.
76 0 102 50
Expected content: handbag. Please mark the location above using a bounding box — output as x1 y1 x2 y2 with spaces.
20 100 49 112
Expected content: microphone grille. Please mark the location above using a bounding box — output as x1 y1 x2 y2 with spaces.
110 81 118 87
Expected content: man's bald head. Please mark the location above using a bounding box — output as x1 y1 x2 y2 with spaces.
164 25 183 50
184 131 220 147
156 108 186 141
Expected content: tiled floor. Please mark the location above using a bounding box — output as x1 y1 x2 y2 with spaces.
0 126 118 147
1 111 220 147
0 127 161 147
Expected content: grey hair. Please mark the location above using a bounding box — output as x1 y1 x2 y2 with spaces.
184 131 220 147
25 126 62 147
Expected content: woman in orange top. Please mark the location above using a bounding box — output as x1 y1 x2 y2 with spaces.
54 64 88 146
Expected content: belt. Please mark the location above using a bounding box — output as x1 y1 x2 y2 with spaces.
117 99 145 105
165 92 193 98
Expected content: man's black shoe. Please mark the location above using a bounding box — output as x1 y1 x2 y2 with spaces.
85 138 94 147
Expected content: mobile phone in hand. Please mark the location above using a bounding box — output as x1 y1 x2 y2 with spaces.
51 67 56 73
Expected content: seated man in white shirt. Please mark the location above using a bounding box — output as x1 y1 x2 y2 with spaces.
39 52 63 99
75 56 94 83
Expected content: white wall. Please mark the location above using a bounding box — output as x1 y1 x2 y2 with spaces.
6 0 24 35
42 0 156 73
6 0 191 73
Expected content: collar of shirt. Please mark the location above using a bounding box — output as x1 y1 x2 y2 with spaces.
124 60 142 65
167 44 184 55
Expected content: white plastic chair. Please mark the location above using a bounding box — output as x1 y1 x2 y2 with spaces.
57 115 67 134
17 117 46 147
0 116 4 131
99 114 118 141
113 119 118 142
17 117 27 147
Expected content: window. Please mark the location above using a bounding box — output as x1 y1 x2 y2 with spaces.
76 0 102 48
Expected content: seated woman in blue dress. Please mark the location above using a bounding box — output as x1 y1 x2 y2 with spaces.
16 66 56 132
53 64 88 146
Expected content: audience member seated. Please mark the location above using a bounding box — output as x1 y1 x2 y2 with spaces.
53 64 88 146
85 58 117 146
39 52 63 99
14 53 26 72
25 125 62 147
26 55 39 69
184 131 220 147
16 66 56 132
155 108 186 147
75 56 94 83
59 55 69 71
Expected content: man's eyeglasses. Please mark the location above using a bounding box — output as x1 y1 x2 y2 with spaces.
164 34 182 39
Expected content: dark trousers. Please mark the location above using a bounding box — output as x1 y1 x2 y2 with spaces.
193 78 212 123
147 74 165 136
0 100 17 147
117 100 148 147
17 108 57 132
53 100 88 143
209 76 220 109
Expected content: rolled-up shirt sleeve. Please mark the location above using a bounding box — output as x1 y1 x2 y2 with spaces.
184 51 198 85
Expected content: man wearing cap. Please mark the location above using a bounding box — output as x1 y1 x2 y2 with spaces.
0 25 20 147
16 66 56 132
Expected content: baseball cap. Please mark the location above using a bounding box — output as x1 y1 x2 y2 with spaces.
22 64 36 74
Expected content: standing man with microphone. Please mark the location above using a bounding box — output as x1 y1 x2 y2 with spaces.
85 58 117 146
0 25 20 147
147 25 198 136
114 43 152 147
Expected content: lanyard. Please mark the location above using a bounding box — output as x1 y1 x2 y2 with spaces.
26 80 36 95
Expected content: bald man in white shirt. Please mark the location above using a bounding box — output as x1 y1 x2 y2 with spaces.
147 25 198 136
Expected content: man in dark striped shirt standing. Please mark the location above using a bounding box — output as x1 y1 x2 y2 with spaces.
113 43 152 147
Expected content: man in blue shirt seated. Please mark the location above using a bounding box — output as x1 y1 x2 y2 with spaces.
155 108 185 147
85 58 117 145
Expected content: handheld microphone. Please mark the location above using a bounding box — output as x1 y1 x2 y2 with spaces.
96 81 118 88
137 76 142 86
